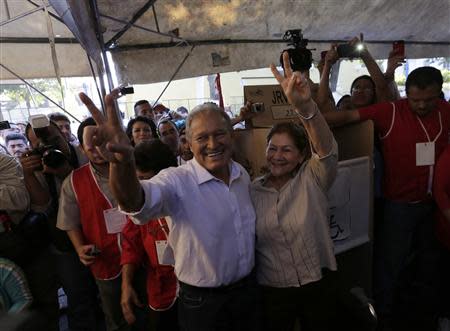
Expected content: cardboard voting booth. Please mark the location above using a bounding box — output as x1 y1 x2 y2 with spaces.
244 85 298 128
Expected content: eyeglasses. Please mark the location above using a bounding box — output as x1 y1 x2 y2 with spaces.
352 87 374 93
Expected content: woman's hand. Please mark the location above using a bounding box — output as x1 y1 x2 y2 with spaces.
270 52 314 112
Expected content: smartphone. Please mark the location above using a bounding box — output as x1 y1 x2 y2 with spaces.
119 86 134 96
337 44 359 58
320 51 328 61
88 246 101 257
393 40 405 57
0 120 11 131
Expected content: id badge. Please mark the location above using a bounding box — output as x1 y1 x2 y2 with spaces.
155 240 175 266
416 142 435 166
103 208 127 234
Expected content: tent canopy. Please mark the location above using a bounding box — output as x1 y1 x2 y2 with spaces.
1 0 449 83
0 0 92 80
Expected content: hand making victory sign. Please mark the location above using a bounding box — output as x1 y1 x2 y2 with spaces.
79 90 144 212
270 51 315 115
270 51 334 157
79 90 133 164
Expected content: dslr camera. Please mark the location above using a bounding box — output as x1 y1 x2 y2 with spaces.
26 114 67 169
280 29 313 72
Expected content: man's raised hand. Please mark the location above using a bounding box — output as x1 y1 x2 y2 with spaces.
79 91 133 163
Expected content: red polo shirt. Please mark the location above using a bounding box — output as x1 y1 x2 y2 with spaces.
121 218 177 311
359 98 450 202
434 145 450 250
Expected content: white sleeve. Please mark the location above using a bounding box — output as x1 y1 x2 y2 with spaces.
121 168 177 224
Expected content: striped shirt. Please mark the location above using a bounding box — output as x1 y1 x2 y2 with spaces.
0 258 33 313
251 139 338 287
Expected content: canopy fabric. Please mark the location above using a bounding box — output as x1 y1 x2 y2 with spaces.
94 0 450 84
0 0 91 80
1 0 449 83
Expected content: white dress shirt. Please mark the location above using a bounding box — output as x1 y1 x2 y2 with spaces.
125 158 256 287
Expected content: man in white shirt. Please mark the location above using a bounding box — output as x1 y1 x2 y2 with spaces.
79 90 260 331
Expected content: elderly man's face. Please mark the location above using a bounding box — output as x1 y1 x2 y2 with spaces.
188 111 232 181
135 103 154 120
7 139 27 157
158 122 179 154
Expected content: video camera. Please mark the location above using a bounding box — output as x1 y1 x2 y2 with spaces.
280 29 313 72
26 114 67 169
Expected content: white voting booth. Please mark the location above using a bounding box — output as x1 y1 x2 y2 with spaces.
329 157 371 254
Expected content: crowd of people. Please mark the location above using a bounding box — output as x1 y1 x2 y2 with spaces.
0 38 449 331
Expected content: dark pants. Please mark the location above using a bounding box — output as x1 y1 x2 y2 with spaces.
21 247 59 331
54 248 105 331
260 271 339 331
147 303 179 331
178 275 261 331
373 199 440 329
96 276 131 331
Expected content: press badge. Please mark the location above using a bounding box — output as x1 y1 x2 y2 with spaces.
155 240 175 266
103 208 127 234
416 142 435 166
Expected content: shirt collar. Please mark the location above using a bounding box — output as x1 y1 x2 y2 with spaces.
191 157 242 185
89 162 109 179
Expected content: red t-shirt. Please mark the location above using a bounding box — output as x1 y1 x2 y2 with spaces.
433 145 450 250
121 218 177 310
359 98 450 202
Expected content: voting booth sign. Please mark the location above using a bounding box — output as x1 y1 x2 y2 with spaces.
329 156 371 254
244 85 298 127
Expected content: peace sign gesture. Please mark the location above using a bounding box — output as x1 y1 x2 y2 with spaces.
79 91 133 164
270 52 314 112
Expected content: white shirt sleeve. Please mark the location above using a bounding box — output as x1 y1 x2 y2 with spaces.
121 168 178 224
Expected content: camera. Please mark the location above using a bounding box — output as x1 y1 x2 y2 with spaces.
0 120 11 130
25 145 67 169
251 102 265 113
27 114 67 169
280 29 313 72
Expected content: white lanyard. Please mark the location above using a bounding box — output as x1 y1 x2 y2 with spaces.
147 218 169 239
416 111 442 195
157 218 169 239
416 111 442 143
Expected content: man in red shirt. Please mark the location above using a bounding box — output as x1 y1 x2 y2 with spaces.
325 66 449 330
121 140 179 331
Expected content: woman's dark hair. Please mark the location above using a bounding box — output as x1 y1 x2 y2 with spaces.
336 94 351 109
267 122 309 154
350 75 377 105
405 66 443 94
134 139 177 174
126 116 158 145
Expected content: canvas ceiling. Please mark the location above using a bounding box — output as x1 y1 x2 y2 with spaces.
1 0 449 84
0 0 92 80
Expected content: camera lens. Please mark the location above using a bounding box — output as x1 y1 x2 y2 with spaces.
42 149 66 168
